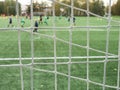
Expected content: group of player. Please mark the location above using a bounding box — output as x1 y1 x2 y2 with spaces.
7 15 76 32
7 16 26 27
7 15 49 32
68 16 76 26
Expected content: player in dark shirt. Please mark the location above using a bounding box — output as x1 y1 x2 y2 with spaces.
8 17 13 27
39 15 43 24
33 20 39 32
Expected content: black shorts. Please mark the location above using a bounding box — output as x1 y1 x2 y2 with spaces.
40 18 42 21
9 21 12 24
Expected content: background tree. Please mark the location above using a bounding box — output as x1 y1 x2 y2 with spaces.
0 0 21 16
74 0 81 16
111 4 117 15
55 0 105 16
54 0 86 16
26 1 49 15
90 0 105 16
61 0 70 16
25 0 109 17
0 1 5 14
54 2 61 16
115 0 120 15
111 0 120 15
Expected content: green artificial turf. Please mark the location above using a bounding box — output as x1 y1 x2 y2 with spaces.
0 16 119 90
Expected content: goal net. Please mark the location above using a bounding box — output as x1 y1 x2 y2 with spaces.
0 0 120 90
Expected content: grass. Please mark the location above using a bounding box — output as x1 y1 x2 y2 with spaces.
0 16 120 90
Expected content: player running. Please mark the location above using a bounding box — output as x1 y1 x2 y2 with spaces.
8 16 14 27
33 20 39 32
43 16 48 25
21 18 25 27
39 15 43 24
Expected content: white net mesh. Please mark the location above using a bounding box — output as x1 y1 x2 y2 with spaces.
0 0 120 90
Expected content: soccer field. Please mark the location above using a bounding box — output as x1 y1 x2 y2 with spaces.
0 16 120 90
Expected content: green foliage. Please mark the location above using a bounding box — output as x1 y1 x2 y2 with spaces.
55 2 61 16
0 2 5 14
90 0 105 16
26 1 49 15
0 16 119 90
26 0 106 16
81 0 105 16
55 0 105 16
0 0 21 16
111 0 120 15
